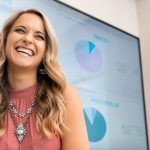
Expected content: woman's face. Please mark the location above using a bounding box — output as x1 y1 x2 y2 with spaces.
5 13 46 70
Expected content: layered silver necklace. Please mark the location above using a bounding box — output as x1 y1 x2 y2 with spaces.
8 99 35 150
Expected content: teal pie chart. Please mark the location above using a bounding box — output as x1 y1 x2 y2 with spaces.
75 40 102 72
83 107 106 142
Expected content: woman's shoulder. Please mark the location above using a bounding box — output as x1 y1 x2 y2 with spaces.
61 83 90 150
63 83 80 103
62 82 83 124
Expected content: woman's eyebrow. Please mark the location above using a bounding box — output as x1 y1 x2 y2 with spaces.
14 25 26 29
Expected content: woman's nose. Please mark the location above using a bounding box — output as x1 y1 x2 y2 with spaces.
23 33 33 44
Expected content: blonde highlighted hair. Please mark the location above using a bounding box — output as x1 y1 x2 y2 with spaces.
0 9 66 138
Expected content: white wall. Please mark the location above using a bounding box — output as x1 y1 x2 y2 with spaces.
137 0 150 145
57 0 139 36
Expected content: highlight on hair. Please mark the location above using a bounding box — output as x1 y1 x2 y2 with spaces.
0 9 66 138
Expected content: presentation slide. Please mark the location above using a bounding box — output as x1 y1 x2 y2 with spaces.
0 0 148 149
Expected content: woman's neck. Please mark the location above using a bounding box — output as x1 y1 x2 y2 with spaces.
7 67 37 90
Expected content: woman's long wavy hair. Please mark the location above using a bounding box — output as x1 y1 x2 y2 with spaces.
0 9 66 138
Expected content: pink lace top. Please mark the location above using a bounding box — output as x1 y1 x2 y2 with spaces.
0 84 61 150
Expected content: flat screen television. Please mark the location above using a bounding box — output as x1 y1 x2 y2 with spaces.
0 0 149 149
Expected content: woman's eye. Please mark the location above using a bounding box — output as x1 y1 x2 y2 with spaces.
36 35 45 41
15 28 25 33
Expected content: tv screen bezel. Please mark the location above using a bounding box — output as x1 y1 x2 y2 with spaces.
54 0 149 149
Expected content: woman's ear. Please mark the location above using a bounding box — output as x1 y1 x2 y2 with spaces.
38 63 47 75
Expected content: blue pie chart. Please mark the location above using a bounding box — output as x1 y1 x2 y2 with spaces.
75 40 102 72
83 107 106 142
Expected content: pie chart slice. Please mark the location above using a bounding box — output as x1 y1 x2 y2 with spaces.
75 40 102 72
84 107 106 142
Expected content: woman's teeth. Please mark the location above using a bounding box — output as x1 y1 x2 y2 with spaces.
16 47 34 56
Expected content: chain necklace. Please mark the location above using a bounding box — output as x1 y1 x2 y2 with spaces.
8 99 35 150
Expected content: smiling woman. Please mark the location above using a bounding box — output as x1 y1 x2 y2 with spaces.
5 12 46 72
0 9 89 150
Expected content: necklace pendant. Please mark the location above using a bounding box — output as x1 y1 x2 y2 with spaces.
18 113 26 118
15 123 26 142
12 108 17 114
